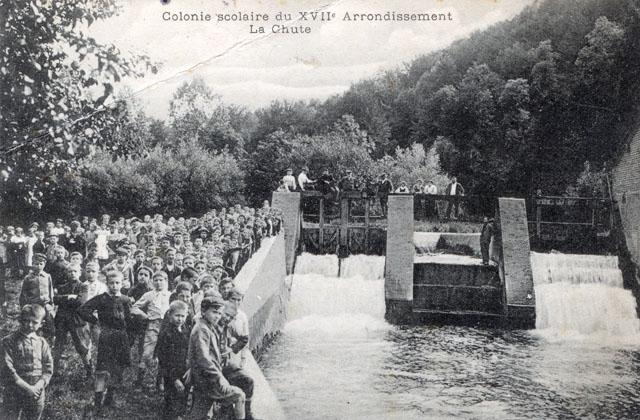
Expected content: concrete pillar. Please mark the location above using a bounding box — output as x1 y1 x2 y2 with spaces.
272 192 301 274
496 198 535 326
384 195 414 322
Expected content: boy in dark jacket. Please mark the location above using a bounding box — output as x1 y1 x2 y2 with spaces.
156 300 190 420
53 265 92 378
78 270 132 414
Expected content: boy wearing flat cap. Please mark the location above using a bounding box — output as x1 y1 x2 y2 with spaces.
19 253 55 341
188 296 247 420
218 301 255 420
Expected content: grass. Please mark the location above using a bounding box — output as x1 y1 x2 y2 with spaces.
0 275 165 420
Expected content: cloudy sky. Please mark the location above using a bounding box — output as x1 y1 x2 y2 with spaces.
89 0 533 118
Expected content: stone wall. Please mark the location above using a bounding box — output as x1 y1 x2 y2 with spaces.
612 124 640 266
272 192 301 274
384 195 415 322
495 198 535 325
233 233 289 353
232 234 288 420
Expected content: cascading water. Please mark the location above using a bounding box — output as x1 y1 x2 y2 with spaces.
531 252 640 337
293 253 339 277
338 254 386 280
287 254 386 323
262 254 393 418
261 252 640 419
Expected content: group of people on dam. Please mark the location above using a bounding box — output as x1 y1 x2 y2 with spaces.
283 166 496 265
278 166 467 219
0 204 282 419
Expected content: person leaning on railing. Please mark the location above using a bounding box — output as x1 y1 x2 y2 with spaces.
394 181 410 193
297 166 316 191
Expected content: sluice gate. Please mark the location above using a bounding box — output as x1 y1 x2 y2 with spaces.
272 191 623 328
298 190 387 257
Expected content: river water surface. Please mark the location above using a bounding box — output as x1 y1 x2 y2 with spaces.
260 254 640 420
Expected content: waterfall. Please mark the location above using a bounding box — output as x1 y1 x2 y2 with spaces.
339 254 385 280
293 253 339 277
531 252 640 337
287 254 388 336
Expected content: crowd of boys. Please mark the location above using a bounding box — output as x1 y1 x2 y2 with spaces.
0 203 282 420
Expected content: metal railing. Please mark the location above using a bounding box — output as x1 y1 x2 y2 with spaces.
526 195 614 245
412 194 496 223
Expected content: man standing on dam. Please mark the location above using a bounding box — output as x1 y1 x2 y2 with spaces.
480 217 495 265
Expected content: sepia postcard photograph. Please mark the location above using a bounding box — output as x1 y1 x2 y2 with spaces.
1 0 640 419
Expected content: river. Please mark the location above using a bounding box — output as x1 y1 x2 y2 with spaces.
260 254 640 420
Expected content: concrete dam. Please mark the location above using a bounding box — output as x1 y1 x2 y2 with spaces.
238 189 640 418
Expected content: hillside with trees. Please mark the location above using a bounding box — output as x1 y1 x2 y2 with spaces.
2 0 638 222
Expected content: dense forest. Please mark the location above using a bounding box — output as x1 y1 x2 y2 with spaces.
2 0 639 222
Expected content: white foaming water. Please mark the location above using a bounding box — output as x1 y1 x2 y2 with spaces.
293 253 338 277
263 253 640 419
339 254 386 280
287 254 388 334
531 252 640 338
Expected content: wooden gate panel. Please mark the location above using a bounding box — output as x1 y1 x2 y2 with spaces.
321 226 339 254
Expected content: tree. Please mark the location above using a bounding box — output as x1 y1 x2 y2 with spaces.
288 115 375 179
249 100 321 153
247 129 294 204
0 0 155 219
373 143 448 190
147 119 170 149
246 115 376 204
168 78 250 156
322 78 394 157
168 78 219 143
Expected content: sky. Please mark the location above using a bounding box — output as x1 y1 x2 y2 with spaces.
88 0 534 119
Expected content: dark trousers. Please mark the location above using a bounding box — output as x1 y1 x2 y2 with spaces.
481 240 491 264
14 249 26 274
54 322 90 367
3 381 46 420
380 196 388 216
424 197 438 218
223 364 254 401
188 383 244 420
163 376 187 420
39 310 55 342
446 197 460 219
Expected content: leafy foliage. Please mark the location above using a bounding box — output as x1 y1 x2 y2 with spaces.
166 78 252 156
48 142 245 219
0 0 155 213
374 143 448 189
571 161 610 198
290 0 640 197
4 0 639 222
